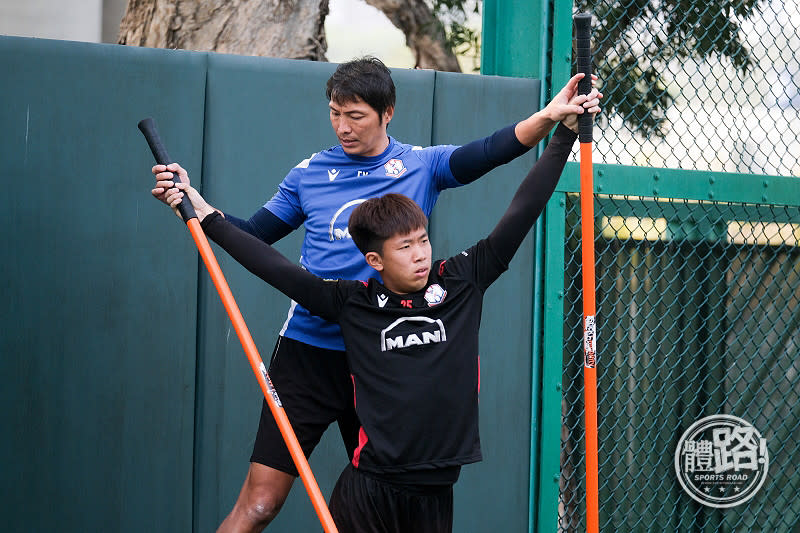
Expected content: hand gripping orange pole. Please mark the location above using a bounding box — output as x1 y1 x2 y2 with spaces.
138 118 338 533
574 13 599 533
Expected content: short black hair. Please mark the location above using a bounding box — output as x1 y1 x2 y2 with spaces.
326 56 396 120
349 194 428 255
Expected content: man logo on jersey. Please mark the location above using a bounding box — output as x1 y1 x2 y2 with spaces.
328 168 340 181
424 284 447 306
380 316 447 352
384 158 407 178
329 199 366 241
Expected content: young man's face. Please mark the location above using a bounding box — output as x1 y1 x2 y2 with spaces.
329 96 394 157
367 227 432 295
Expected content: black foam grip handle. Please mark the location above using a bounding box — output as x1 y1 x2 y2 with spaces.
137 117 197 222
574 13 593 143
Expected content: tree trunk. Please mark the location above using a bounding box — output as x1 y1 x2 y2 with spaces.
363 0 461 72
118 0 329 60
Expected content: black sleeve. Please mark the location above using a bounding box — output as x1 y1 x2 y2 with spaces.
448 123 532 184
199 212 344 322
221 207 294 245
486 123 577 266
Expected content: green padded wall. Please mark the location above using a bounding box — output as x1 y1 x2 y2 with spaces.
1 36 542 532
0 36 205 531
430 71 541 533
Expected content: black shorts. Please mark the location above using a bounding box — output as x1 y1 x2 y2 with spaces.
329 464 454 533
250 336 360 476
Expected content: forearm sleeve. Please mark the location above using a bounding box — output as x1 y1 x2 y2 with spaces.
222 207 294 245
449 123 532 184
486 123 577 265
200 212 341 321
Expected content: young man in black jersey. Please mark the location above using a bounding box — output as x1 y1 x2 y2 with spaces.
160 83 598 531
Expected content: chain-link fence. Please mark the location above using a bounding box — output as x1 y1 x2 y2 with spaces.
575 0 800 176
557 192 800 531
551 2 800 530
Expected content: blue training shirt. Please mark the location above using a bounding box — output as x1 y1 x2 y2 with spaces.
265 136 461 350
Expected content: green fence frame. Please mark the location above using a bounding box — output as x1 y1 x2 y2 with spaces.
485 0 799 528
543 164 800 531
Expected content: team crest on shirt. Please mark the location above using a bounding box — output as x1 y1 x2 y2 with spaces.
424 284 447 306
384 158 407 178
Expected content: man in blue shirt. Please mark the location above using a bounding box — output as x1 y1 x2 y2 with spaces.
152 56 599 531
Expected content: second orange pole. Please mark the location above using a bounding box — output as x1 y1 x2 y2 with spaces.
185 219 338 533
574 12 599 533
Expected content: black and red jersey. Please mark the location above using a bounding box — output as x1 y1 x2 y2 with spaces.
330 237 506 480
200 124 577 484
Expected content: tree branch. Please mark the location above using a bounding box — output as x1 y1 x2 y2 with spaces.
363 0 461 71
118 0 329 60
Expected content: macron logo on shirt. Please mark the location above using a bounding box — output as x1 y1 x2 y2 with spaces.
328 168 340 181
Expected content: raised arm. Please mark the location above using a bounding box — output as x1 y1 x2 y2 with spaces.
153 163 295 245
201 212 342 322
449 123 531 184
222 208 293 244
485 123 577 266
449 73 600 185
163 184 343 322
514 73 600 147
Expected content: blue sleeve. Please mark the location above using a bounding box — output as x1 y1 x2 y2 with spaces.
263 165 306 229
412 144 460 191
444 124 575 292
448 123 532 184
222 208 294 245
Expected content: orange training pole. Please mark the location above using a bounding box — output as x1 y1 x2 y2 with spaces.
138 118 338 533
574 13 599 533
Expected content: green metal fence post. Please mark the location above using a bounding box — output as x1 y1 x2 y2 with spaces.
539 193 569 532
481 0 545 79
482 2 578 530
481 2 550 531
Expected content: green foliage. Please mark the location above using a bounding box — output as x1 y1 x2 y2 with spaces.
429 0 763 129
576 0 764 138
431 0 482 71
597 54 674 136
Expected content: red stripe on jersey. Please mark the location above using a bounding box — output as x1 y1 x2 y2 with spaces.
439 260 446 275
352 427 369 468
350 373 368 468
360 280 368 287
478 355 481 395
